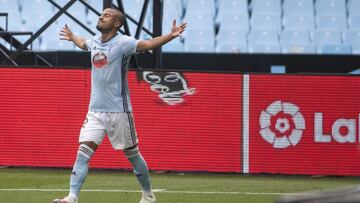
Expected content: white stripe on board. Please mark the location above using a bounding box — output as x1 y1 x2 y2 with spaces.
242 74 250 174
0 188 312 196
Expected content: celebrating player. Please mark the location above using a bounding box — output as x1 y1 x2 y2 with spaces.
53 7 186 203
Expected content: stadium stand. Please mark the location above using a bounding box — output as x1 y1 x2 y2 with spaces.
0 0 359 55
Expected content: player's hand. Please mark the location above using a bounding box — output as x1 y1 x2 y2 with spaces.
59 24 74 41
170 20 186 38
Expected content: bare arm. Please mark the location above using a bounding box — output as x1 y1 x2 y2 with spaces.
136 20 187 52
59 24 87 50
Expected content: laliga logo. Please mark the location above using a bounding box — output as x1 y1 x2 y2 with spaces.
259 101 306 149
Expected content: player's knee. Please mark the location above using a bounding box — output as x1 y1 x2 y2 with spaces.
124 145 140 158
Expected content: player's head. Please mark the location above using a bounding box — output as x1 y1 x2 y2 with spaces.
96 7 124 33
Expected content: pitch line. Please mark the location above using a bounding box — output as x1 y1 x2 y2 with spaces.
0 188 312 196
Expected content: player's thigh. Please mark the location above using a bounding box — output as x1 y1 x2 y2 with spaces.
79 112 106 145
107 112 138 150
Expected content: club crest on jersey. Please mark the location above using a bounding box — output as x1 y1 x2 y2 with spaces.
92 51 107 68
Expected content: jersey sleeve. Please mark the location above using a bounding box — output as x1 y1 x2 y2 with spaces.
121 35 139 56
85 38 92 51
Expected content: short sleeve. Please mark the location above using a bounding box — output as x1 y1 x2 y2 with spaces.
85 38 92 51
121 35 139 56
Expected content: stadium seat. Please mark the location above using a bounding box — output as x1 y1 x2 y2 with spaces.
183 12 214 31
280 29 311 45
282 44 316 54
251 14 281 32
184 28 215 53
283 14 315 31
184 28 215 44
312 29 342 52
163 38 184 52
283 0 314 15
348 0 360 16
42 39 74 50
320 44 352 54
163 0 183 19
216 28 248 53
218 13 249 33
248 44 281 53
251 0 282 15
352 45 360 54
217 0 248 16
217 28 247 44
184 43 215 53
216 43 248 53
348 14 360 30
343 29 360 46
248 29 279 45
315 0 347 15
185 0 216 17
316 14 347 30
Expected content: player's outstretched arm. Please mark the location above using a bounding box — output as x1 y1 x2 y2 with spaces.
59 24 87 50
136 20 186 52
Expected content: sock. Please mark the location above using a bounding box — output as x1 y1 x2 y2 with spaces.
69 144 94 197
128 153 152 194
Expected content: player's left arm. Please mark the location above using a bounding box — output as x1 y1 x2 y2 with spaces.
136 20 186 52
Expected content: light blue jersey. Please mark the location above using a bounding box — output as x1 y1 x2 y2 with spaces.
85 33 139 112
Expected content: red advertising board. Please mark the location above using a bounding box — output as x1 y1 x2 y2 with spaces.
249 74 360 176
0 68 242 173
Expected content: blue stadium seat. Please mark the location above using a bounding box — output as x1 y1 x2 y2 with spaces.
42 40 74 51
184 28 215 53
163 38 184 52
316 14 347 30
163 0 183 19
217 28 247 44
186 0 216 17
280 29 311 45
316 0 347 15
183 12 214 31
251 0 282 15
216 43 248 53
343 29 360 46
348 14 360 30
283 14 315 31
283 0 314 15
312 29 342 52
348 0 360 16
184 44 215 53
185 28 215 44
218 0 248 16
248 44 281 53
218 13 249 33
320 44 352 54
282 44 316 54
251 14 281 32
248 29 279 45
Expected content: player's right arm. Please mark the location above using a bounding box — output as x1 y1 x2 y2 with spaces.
59 24 87 50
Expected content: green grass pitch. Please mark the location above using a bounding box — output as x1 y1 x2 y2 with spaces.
0 168 359 203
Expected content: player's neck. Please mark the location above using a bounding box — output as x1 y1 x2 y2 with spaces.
100 31 117 43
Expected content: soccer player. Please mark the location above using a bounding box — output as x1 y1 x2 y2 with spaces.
53 7 186 203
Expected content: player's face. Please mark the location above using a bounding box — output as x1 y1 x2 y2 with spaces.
96 9 120 32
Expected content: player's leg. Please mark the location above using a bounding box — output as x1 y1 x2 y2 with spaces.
124 146 156 203
69 141 97 199
107 112 155 203
53 112 105 203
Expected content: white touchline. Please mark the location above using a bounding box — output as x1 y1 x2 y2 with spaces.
0 188 312 196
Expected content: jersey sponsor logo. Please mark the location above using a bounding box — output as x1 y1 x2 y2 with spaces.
92 51 107 68
141 71 196 105
259 101 305 149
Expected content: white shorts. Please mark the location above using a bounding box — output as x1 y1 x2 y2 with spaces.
79 111 138 150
